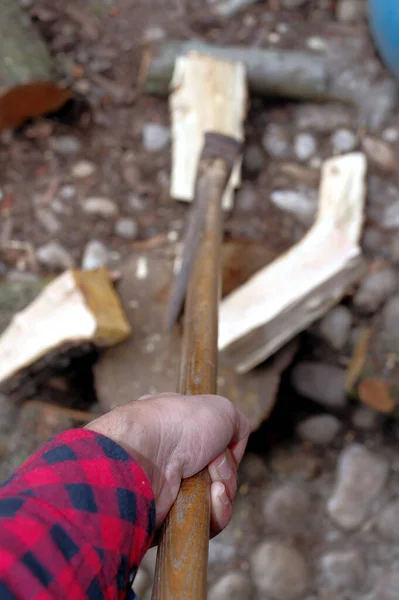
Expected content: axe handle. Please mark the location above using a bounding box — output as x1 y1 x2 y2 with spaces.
152 134 241 600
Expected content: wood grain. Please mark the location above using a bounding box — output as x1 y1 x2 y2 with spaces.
152 135 240 599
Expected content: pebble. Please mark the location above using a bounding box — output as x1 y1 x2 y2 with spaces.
82 197 118 218
327 444 389 530
296 104 351 133
335 0 365 23
320 550 365 591
208 536 236 566
376 501 399 541
243 144 265 174
36 242 74 271
251 541 308 599
263 484 310 533
353 268 397 314
142 123 170 152
142 25 166 42
296 414 342 446
35 208 61 234
82 240 108 271
114 217 138 239
262 124 290 159
132 567 151 598
382 201 399 230
238 453 268 486
378 571 399 600
331 129 357 153
362 137 397 172
281 0 307 7
319 306 353 350
294 133 317 161
208 572 253 600
59 185 77 200
50 135 82 155
270 189 316 225
71 160 96 179
352 406 381 431
270 448 320 480
382 295 399 335
291 362 347 409
235 183 259 212
127 193 145 213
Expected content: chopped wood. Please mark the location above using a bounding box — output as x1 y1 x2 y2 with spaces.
0 1 71 131
144 40 329 102
219 152 368 373
0 269 131 398
95 245 296 431
169 52 247 209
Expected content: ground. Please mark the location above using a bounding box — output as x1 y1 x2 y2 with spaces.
2 0 399 598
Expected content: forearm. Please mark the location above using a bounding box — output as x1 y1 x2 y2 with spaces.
0 429 155 599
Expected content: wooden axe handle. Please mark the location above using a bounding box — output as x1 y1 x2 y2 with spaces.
152 133 241 600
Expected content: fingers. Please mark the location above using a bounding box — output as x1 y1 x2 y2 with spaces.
210 481 233 537
208 449 238 537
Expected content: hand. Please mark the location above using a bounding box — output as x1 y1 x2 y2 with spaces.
86 393 250 536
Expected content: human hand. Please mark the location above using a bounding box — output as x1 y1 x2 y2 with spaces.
86 393 250 536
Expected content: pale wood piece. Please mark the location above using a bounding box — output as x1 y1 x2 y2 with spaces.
0 268 131 395
219 152 367 373
169 52 247 209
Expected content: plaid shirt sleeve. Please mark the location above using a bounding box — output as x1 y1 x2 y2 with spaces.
0 429 156 600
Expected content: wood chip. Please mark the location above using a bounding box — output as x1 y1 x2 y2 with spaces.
357 377 396 414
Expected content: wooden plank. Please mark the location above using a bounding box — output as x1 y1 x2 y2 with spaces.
169 52 247 209
219 152 367 373
0 268 131 397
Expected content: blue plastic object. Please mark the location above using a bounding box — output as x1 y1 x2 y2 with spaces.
368 0 399 79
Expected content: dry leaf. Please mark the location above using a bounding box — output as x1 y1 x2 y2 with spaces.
357 377 396 414
0 82 71 131
345 328 372 392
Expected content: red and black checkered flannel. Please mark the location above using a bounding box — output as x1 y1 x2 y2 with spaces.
0 429 155 599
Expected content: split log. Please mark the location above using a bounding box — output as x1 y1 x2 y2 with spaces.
0 0 71 130
0 269 131 398
169 52 247 208
219 153 368 373
144 40 330 102
95 242 297 432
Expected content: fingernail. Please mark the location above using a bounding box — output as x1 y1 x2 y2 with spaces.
216 456 232 481
218 484 229 505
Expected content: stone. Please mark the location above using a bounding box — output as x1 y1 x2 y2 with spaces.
362 228 385 256
296 104 351 134
127 193 145 213
336 0 365 23
243 144 265 174
235 183 259 212
382 295 399 335
378 572 399 600
294 133 317 161
82 240 108 270
50 135 82 154
327 444 389 530
361 79 398 131
208 536 236 566
59 185 77 200
291 362 347 409
132 567 151 598
263 484 311 533
238 453 268 486
262 124 290 159
352 406 381 431
142 25 166 42
208 572 253 600
71 160 96 178
382 128 399 143
114 218 138 240
82 197 118 218
35 208 61 234
296 414 342 446
382 201 399 230
331 129 357 154
320 550 365 591
353 268 397 314
376 501 399 541
362 137 397 172
270 448 320 480
270 189 316 225
37 242 74 271
250 541 308 599
319 306 352 350
142 123 170 152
